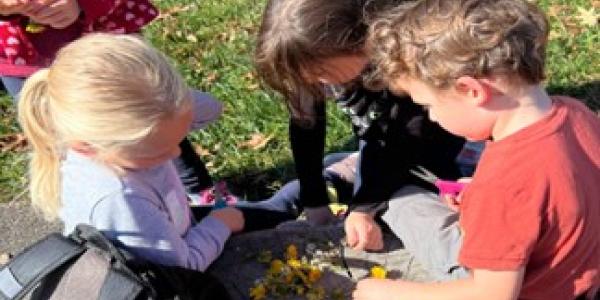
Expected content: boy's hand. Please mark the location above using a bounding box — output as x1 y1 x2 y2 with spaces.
25 0 80 29
305 206 336 226
443 177 472 212
0 0 31 15
345 211 383 251
353 278 403 300
209 207 244 233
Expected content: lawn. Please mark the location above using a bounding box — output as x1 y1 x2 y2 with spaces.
0 0 598 202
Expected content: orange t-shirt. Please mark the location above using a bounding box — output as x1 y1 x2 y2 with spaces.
458 96 600 300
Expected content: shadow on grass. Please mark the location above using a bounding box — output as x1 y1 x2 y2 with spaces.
221 138 358 201
547 80 599 112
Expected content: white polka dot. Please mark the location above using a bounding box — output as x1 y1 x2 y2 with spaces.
148 9 157 16
126 1 135 8
5 47 17 56
6 37 19 45
0 21 9 26
8 27 18 34
125 12 135 21
138 4 147 11
14 57 26 65
135 18 144 26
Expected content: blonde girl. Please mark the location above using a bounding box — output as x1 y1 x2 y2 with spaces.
18 33 244 271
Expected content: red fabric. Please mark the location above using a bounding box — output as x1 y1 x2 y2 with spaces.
0 0 158 77
458 96 600 300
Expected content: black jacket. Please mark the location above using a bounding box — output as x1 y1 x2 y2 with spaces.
289 86 465 213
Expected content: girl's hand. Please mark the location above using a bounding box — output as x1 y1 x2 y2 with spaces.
25 0 80 29
0 0 31 15
209 207 245 233
344 211 383 251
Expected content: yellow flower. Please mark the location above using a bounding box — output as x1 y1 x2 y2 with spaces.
269 259 285 274
287 258 301 268
25 22 45 33
286 244 298 260
249 283 267 300
284 272 294 283
370 265 387 279
308 267 322 283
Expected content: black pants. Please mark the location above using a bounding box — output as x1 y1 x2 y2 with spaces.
173 137 214 194
191 206 296 232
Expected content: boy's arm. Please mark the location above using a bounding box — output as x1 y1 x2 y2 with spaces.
353 267 525 300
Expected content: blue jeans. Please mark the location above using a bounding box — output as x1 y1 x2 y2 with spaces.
1 76 25 101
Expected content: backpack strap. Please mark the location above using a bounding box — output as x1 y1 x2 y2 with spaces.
0 234 84 300
72 225 155 300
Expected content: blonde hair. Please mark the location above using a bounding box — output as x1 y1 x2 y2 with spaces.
368 0 549 88
18 33 191 220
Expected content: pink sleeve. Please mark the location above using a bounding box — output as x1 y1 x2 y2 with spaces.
78 0 158 33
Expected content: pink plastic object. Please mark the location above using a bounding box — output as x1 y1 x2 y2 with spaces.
435 180 467 198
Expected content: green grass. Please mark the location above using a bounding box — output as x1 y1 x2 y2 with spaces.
0 0 598 202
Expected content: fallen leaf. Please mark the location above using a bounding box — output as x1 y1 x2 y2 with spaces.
156 4 194 20
575 6 599 27
193 143 211 157
0 133 28 153
238 133 273 150
547 4 569 18
0 253 10 265
186 34 198 43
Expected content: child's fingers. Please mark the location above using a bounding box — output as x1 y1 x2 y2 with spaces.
354 228 369 250
345 226 359 248
367 227 384 250
442 194 460 212
458 177 472 183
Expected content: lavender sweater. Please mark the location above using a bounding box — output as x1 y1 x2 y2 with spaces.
60 91 229 271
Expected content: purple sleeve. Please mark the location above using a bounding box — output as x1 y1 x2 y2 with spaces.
90 193 231 271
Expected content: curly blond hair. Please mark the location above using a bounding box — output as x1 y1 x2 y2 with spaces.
368 0 549 88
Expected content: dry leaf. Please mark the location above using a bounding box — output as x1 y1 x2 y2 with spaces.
239 133 273 150
156 4 194 20
547 4 569 17
575 6 599 27
0 133 28 153
0 253 10 265
193 143 211 157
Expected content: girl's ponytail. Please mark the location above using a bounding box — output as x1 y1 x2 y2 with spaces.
17 69 62 220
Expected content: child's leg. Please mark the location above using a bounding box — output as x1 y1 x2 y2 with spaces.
323 152 358 204
191 205 297 233
381 185 469 281
174 137 214 195
1 76 25 102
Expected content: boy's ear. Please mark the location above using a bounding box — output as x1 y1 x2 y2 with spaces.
69 141 97 157
454 76 491 106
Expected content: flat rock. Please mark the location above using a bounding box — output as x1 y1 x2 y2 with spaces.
209 221 431 299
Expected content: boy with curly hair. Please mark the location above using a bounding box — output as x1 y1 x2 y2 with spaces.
354 0 600 299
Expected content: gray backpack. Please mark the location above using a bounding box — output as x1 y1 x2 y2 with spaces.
0 225 230 300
